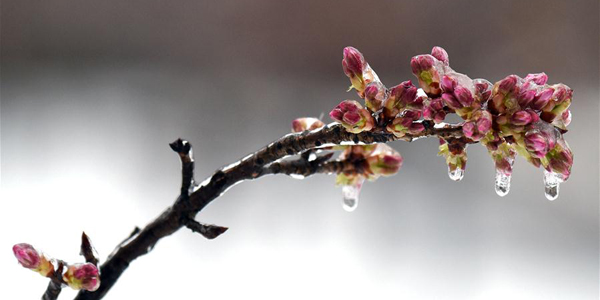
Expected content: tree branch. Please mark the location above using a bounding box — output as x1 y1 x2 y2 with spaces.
74 122 464 300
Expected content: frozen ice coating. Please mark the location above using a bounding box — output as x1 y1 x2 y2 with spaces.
290 174 306 180
448 167 464 182
495 170 511 197
543 170 561 201
342 179 363 212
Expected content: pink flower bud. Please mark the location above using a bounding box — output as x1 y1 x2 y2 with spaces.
342 47 369 93
454 85 474 107
442 93 462 110
382 81 418 118
386 110 424 137
524 72 548 85
329 100 375 133
517 89 536 108
524 131 550 158
342 47 365 79
532 87 554 110
441 75 456 92
63 263 101 292
462 122 475 138
473 78 492 102
431 46 449 64
423 98 446 123
366 144 403 176
12 243 55 277
547 141 573 181
364 82 386 112
13 243 40 269
497 75 518 94
411 55 442 96
511 110 533 126
291 117 325 133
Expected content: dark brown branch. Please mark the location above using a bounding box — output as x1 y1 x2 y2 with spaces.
169 138 195 198
74 122 465 300
185 219 229 239
42 261 65 300
80 232 99 266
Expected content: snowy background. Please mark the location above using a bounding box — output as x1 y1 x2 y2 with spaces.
2 1 599 299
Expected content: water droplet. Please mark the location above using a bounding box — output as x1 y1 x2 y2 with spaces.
290 174 305 180
448 167 464 181
341 178 364 212
543 170 561 201
494 170 511 197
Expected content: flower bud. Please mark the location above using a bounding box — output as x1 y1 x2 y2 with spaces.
364 82 386 112
342 47 367 92
511 110 533 126
382 81 418 118
63 263 101 292
291 117 325 133
524 130 551 158
12 243 54 277
454 85 474 107
423 97 446 123
473 78 492 103
329 100 375 133
524 72 548 85
532 87 554 110
431 46 449 64
386 110 424 138
411 55 442 96
545 140 573 181
442 93 462 110
366 144 403 176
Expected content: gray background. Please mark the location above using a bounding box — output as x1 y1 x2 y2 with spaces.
2 1 598 299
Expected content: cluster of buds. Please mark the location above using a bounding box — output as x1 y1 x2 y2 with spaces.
438 139 468 181
329 45 574 200
422 97 446 123
329 100 375 133
291 117 325 133
335 144 403 211
385 109 425 138
13 243 101 292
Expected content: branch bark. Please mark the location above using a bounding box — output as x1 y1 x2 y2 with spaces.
73 122 464 300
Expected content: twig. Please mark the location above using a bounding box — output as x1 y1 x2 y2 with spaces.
74 122 465 300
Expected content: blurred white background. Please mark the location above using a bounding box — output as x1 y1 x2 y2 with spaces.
2 0 598 299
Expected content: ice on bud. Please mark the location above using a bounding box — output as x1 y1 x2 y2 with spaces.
364 82 386 112
342 177 364 212
342 46 380 95
525 72 548 85
494 170 511 197
511 110 533 126
382 81 419 118
329 100 375 133
411 54 442 96
63 263 101 292
524 130 551 158
291 117 325 133
12 243 54 277
431 46 449 64
543 170 561 200
473 78 493 103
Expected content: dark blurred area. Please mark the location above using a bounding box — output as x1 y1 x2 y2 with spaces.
2 1 599 299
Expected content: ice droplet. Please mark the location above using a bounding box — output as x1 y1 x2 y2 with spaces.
342 178 364 212
543 170 561 201
494 171 511 197
448 167 464 181
290 174 305 180
308 153 317 162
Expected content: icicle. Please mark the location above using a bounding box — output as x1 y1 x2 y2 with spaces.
543 170 561 201
494 170 511 197
448 167 464 181
342 178 364 212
